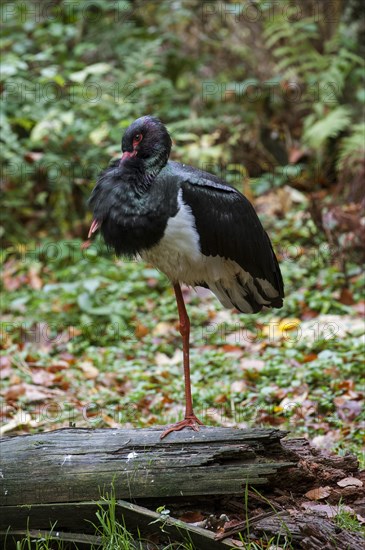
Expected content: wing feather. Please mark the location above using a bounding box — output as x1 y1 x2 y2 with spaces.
175 165 284 309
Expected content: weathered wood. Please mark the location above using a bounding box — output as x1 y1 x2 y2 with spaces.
1 529 102 548
280 438 360 491
1 428 362 548
1 502 98 534
0 500 239 549
0 427 294 506
300 514 365 550
250 510 365 550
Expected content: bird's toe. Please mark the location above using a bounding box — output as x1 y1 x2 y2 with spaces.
160 415 204 439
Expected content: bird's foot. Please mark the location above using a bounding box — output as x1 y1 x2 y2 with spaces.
160 415 204 439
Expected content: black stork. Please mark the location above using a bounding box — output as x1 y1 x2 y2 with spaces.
86 116 284 438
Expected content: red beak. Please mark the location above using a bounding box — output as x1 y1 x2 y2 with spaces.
120 150 137 164
88 219 100 238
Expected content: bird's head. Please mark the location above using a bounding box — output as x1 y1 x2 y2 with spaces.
120 116 172 176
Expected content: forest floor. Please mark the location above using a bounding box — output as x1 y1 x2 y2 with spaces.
1 196 364 548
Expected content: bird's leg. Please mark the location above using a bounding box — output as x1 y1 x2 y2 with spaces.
175 282 193 417
160 283 204 439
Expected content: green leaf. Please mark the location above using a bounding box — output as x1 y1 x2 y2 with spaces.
303 107 352 149
69 63 113 83
83 279 101 293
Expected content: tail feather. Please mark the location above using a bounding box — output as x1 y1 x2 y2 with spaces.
204 272 282 314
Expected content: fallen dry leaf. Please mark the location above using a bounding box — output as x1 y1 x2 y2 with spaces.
1 259 25 291
302 501 354 518
0 356 11 369
225 330 243 345
135 323 149 338
0 410 38 435
155 350 183 367
278 318 301 333
334 398 362 421
52 373 70 390
0 356 13 379
4 384 26 401
79 360 99 379
230 380 247 393
32 369 56 387
23 383 63 402
304 486 332 500
24 151 44 163
101 413 122 428
337 477 363 488
222 344 243 355
261 317 301 340
214 393 228 404
47 360 72 372
352 300 365 315
301 353 318 363
9 374 22 385
152 322 172 336
240 359 265 371
28 265 43 290
311 432 340 449
255 187 293 217
338 287 355 305
179 511 205 523
336 379 355 391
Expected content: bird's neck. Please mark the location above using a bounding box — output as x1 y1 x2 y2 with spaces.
121 151 169 194
144 149 169 180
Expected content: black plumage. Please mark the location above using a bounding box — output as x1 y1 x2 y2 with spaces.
86 115 284 437
175 162 283 311
89 159 179 256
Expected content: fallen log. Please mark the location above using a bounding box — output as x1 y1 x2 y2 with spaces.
1 427 362 548
250 510 365 550
0 426 294 507
0 500 239 549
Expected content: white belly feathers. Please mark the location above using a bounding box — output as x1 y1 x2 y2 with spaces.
140 189 278 313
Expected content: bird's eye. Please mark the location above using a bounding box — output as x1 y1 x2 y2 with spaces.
133 133 143 146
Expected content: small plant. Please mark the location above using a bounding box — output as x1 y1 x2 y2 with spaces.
10 522 68 550
236 484 294 549
149 505 171 533
89 490 144 550
334 501 365 535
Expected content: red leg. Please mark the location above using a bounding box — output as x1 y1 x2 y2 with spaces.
160 283 204 439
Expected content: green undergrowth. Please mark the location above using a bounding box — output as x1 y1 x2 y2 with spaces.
1 204 364 464
9 485 364 548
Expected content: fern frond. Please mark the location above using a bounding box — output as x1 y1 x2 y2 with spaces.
303 106 352 149
337 123 365 173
